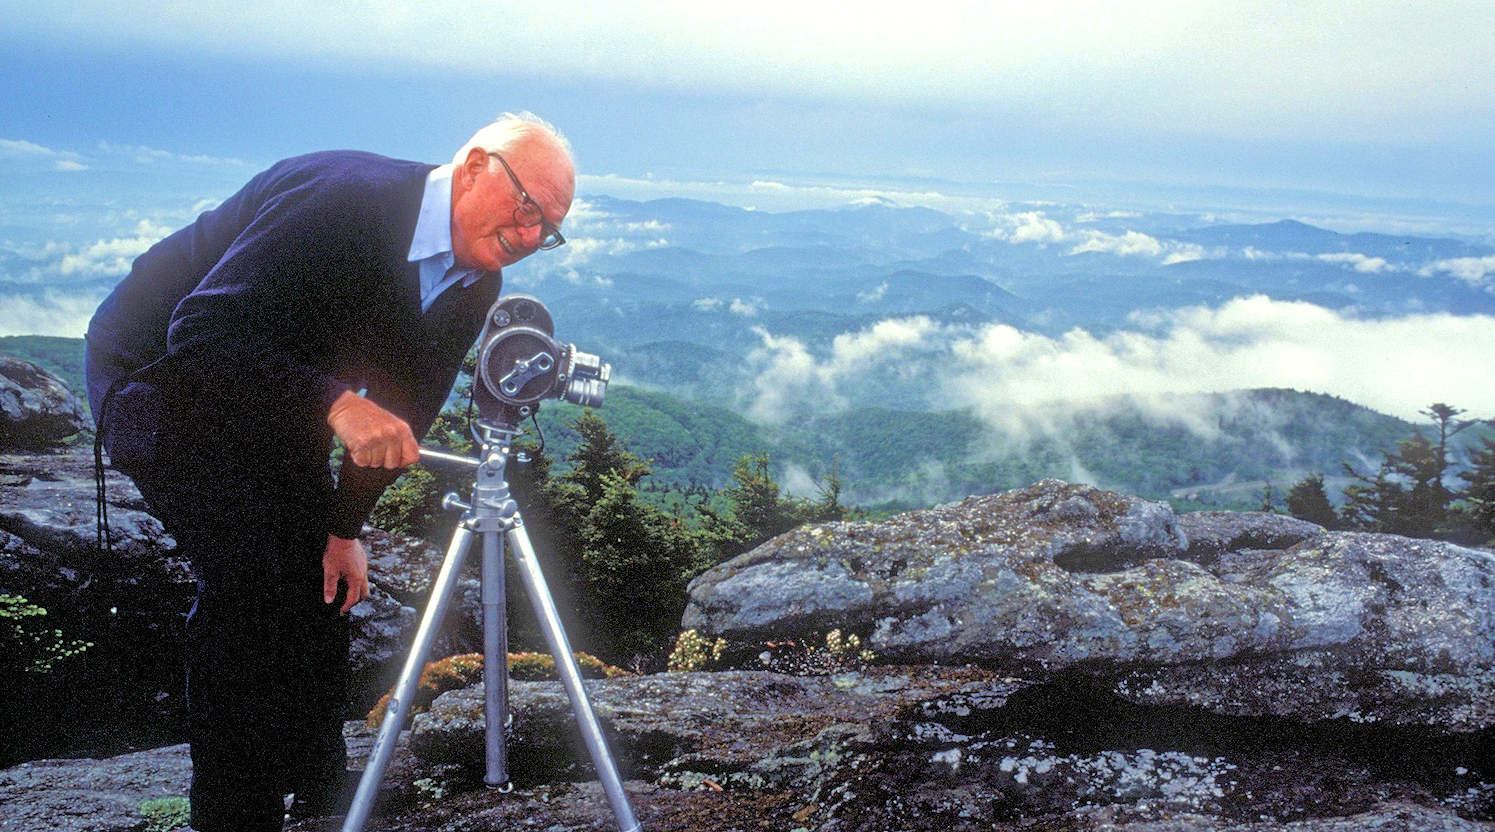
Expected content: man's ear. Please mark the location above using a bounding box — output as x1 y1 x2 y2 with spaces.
460 147 488 184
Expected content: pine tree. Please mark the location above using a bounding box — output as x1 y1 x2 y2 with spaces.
575 473 698 661
1384 433 1449 538
561 410 650 508
1460 436 1495 542
726 453 796 550
1286 473 1337 528
1340 460 1400 532
1257 481 1277 514
804 464 851 524
1338 403 1470 540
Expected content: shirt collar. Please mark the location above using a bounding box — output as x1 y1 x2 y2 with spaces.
408 164 455 263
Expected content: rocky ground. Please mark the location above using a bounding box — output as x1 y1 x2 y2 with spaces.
2 358 1493 830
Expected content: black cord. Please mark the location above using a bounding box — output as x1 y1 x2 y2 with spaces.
93 381 125 557
530 411 544 456
463 380 476 442
94 429 110 555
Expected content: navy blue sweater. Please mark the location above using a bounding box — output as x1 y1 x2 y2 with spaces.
87 151 501 537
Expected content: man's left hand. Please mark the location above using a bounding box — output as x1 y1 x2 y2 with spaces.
323 535 370 615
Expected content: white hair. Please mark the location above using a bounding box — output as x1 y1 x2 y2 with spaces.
452 111 574 167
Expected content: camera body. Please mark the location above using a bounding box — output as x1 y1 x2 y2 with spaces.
472 294 610 426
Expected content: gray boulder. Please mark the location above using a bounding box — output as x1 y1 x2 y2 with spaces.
684 480 1495 732
0 743 191 832
0 356 86 448
400 666 1492 831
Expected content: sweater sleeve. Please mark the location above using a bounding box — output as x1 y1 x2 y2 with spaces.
164 184 361 420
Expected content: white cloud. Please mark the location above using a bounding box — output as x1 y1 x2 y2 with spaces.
0 137 87 171
1317 252 1391 273
994 211 1067 245
1162 244 1208 265
0 138 59 157
742 315 941 422
744 327 827 422
1070 229 1164 258
728 298 760 317
0 288 110 337
95 140 246 167
988 211 1214 264
857 281 888 303
692 297 723 311
739 297 1495 428
578 172 988 214
552 234 668 268
945 296 1495 422
1420 255 1495 289
1075 209 1142 222
50 219 172 277
779 462 820 498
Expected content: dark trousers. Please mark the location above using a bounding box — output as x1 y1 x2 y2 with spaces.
135 470 351 832
87 342 351 831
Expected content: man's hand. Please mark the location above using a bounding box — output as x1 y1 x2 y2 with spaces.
327 389 420 469
323 535 369 615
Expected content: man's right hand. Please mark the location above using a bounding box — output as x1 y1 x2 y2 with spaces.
327 390 420 468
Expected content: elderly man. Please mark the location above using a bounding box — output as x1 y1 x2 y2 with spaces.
84 113 575 832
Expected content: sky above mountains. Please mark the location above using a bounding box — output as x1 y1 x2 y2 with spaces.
3 1 1494 207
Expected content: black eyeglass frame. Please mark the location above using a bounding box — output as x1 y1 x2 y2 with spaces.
487 152 566 251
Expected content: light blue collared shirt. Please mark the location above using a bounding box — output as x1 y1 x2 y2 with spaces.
408 164 484 314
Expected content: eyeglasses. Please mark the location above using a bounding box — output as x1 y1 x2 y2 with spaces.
488 152 566 251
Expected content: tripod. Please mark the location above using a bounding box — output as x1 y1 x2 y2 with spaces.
341 419 643 832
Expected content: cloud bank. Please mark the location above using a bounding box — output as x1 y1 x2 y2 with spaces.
740 296 1495 427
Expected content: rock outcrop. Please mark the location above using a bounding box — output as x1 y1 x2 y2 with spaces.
0 356 86 448
684 480 1495 733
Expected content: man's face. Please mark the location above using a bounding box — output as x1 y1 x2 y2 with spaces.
450 138 574 271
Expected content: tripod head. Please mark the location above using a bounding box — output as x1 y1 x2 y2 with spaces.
472 294 610 430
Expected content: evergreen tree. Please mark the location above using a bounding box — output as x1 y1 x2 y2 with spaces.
804 463 852 524
540 409 702 662
1340 460 1399 532
1459 436 1495 542
560 410 650 508
726 453 796 548
1338 403 1469 540
1384 432 1449 538
1257 480 1277 514
1286 473 1337 528
1423 402 1474 477
576 472 697 661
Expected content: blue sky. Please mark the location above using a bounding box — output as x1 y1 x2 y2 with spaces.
4 0 1494 205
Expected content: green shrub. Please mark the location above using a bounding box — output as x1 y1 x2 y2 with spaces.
0 594 91 674
139 796 190 832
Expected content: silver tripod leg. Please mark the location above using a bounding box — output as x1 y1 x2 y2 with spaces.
342 525 476 832
506 514 642 832
482 524 511 787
